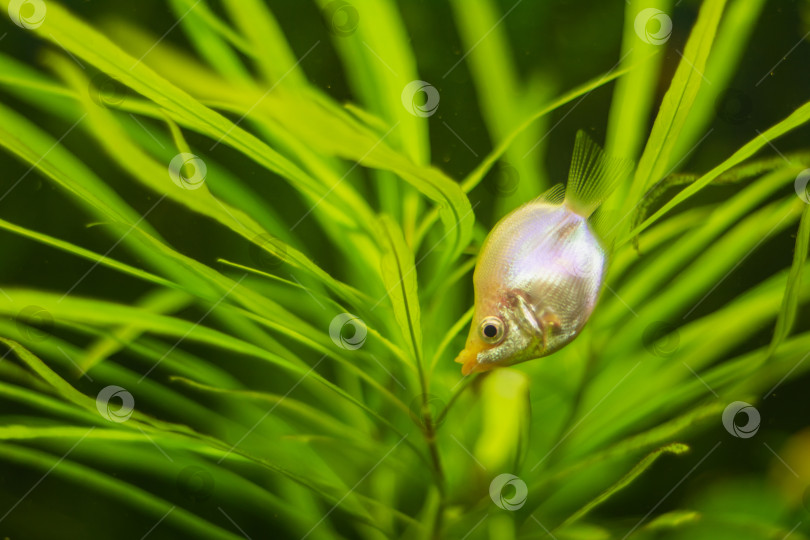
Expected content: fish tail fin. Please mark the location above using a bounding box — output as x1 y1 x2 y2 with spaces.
564 130 633 219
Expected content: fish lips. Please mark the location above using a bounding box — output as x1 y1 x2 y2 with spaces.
454 345 494 376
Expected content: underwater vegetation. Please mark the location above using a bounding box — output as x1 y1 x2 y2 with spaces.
0 0 810 538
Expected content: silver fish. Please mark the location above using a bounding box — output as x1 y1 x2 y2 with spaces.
455 132 631 375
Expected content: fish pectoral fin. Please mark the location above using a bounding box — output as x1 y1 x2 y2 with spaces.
510 291 562 347
537 309 562 350
538 309 562 330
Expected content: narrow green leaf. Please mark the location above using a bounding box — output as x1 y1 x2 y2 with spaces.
449 0 550 211
0 442 242 540
379 215 423 365
766 203 810 358
602 166 800 326
3 0 364 238
170 377 360 439
169 0 251 82
429 305 473 372
606 0 672 161
316 0 429 165
462 62 639 194
220 0 307 87
672 0 768 161
625 100 810 243
80 288 192 372
558 443 690 529
640 510 701 532
623 0 727 218
0 217 173 289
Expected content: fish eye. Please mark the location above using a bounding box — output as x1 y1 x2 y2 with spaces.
479 316 505 344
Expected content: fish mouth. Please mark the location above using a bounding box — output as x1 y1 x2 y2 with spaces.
454 344 495 376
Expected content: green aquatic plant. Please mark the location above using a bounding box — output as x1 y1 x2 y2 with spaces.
0 0 809 538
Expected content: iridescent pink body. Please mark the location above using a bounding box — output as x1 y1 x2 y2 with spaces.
455 200 606 375
455 131 630 376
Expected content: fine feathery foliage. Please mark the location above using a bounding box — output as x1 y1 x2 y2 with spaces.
0 0 809 539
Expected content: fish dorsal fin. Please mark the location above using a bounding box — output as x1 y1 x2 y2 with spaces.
565 131 633 219
533 183 566 205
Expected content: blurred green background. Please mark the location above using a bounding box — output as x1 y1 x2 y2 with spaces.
1 0 810 539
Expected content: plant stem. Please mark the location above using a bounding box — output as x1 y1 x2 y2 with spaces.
422 400 445 488
435 374 476 427
415 355 446 537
